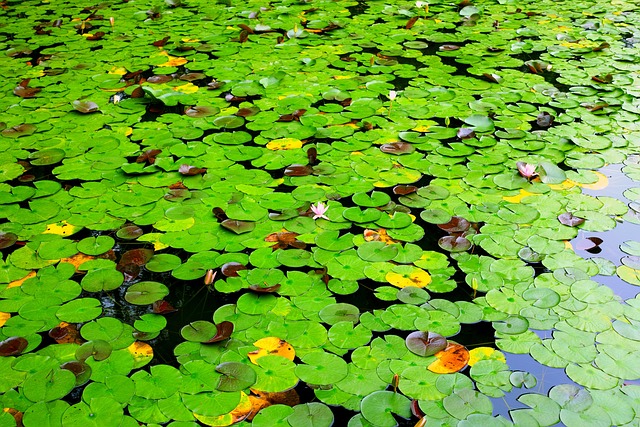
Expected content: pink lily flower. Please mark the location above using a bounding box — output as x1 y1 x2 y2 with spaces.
517 162 538 180
311 202 329 220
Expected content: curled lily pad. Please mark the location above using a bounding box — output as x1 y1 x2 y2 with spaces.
437 216 470 233
558 212 585 227
438 236 472 252
0 336 28 356
0 232 18 249
181 320 233 343
405 331 447 357
72 100 100 113
60 361 92 386
2 123 36 138
380 142 415 155
221 219 255 234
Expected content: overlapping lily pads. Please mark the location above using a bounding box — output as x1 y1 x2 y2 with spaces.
1 0 640 425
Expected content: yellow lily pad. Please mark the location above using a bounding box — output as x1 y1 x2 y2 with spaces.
386 266 431 288
44 220 81 236
468 347 506 366
248 337 295 364
266 138 303 151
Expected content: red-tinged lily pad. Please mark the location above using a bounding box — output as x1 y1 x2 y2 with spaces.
284 164 313 177
216 361 257 392
439 44 460 51
179 72 206 81
405 331 447 357
72 100 100 113
536 111 554 128
60 361 92 386
235 106 259 117
393 185 417 195
249 283 281 293
136 149 161 164
124 281 169 305
152 300 177 314
438 236 472 252
221 262 247 277
181 320 233 343
574 237 603 252
380 142 414 154
437 216 470 233
184 106 218 117
221 219 255 234
118 248 154 267
86 31 105 41
558 212 585 227
14 84 41 98
206 321 234 343
0 232 18 249
2 123 36 138
116 225 144 240
147 75 172 84
178 164 207 175
0 336 28 356
482 73 502 83
457 128 476 140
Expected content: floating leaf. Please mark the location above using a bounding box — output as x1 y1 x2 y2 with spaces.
428 342 470 374
124 281 169 305
216 362 257 392
72 100 100 113
386 266 432 289
405 331 447 357
248 337 295 364
558 212 586 227
0 336 28 356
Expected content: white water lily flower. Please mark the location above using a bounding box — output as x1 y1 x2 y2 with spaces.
388 90 398 101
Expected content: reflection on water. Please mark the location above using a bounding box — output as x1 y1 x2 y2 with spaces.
493 163 639 420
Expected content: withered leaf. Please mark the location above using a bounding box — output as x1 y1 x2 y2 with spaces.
179 164 207 175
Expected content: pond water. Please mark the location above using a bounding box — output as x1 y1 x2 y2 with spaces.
1 0 640 426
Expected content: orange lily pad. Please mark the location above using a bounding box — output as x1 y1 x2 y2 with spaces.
428 342 470 374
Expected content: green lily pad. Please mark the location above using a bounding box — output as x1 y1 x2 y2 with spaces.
56 298 102 323
81 267 124 292
77 236 115 256
23 368 76 403
215 361 257 391
295 351 349 386
287 403 334 427
361 391 411 427
124 281 169 305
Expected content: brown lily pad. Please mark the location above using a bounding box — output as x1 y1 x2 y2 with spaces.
72 100 100 113
380 142 414 154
